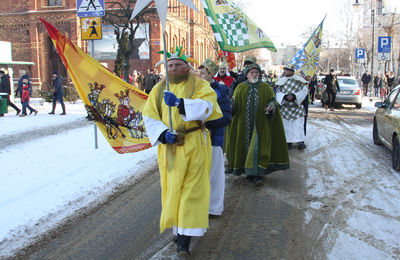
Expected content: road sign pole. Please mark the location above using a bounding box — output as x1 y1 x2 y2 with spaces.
91 39 99 149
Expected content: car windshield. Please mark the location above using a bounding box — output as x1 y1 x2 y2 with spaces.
338 78 356 85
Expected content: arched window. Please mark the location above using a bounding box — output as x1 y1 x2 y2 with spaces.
173 35 178 49
200 42 204 63
195 41 199 61
182 38 186 50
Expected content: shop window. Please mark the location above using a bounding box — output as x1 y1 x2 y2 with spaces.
48 0 62 6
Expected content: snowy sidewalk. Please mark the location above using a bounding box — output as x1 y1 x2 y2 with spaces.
0 100 158 258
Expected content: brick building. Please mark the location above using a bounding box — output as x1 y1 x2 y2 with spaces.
0 0 214 93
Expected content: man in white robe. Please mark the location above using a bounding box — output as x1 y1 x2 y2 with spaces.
275 64 309 150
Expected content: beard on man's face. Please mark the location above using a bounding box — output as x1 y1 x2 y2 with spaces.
169 72 190 84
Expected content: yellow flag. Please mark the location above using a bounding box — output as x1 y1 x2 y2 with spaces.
290 16 326 79
40 18 151 154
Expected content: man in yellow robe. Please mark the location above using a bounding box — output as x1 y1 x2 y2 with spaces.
143 48 222 256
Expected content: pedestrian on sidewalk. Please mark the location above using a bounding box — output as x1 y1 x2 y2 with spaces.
0 70 21 117
374 73 382 97
19 78 38 117
225 62 289 187
198 58 232 217
361 71 371 96
308 74 317 104
142 47 222 256
323 69 340 111
48 71 66 115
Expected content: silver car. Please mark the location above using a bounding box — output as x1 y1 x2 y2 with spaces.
335 76 363 108
373 85 400 170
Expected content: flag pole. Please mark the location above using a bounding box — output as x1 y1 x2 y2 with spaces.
162 30 173 131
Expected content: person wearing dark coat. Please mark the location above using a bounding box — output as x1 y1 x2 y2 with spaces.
0 70 21 116
323 69 340 111
48 71 66 115
198 58 232 217
361 71 371 96
308 74 317 104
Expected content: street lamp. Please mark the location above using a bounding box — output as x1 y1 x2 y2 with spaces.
353 0 374 97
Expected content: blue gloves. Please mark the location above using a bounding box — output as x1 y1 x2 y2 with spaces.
164 91 180 107
165 130 177 144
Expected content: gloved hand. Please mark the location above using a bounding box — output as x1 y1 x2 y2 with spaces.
164 90 180 107
165 130 177 144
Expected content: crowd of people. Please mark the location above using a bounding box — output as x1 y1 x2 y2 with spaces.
361 70 396 98
2 50 399 256
140 48 323 256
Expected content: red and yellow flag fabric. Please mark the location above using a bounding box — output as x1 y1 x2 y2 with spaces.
40 18 151 154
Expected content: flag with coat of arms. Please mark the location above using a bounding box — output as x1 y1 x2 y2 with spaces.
200 0 276 53
40 18 152 154
290 16 326 79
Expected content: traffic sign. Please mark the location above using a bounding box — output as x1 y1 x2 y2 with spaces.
377 52 390 61
77 0 105 17
355 48 365 59
378 36 391 53
81 17 102 40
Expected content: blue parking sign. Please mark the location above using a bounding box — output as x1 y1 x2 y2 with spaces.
77 0 105 17
355 48 365 59
378 36 391 53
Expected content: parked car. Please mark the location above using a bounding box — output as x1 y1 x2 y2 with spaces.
321 76 363 108
373 85 400 170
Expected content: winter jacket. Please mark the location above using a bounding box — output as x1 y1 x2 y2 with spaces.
361 73 371 84
214 74 235 98
16 75 32 97
323 74 340 93
205 81 232 148
21 84 30 102
0 74 11 94
52 75 64 97
144 74 157 91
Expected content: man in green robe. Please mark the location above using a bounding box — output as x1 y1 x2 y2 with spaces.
225 63 290 187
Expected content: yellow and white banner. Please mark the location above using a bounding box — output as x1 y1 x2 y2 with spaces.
41 18 151 154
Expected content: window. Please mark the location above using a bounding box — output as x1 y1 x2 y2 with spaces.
384 89 399 108
338 79 356 85
48 0 62 6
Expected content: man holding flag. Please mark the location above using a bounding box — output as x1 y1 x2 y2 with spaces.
142 47 222 256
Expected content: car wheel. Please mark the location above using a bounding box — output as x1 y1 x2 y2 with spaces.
356 103 362 109
392 136 400 170
373 119 383 146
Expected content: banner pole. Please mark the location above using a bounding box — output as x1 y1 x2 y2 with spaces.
91 39 99 149
162 31 173 131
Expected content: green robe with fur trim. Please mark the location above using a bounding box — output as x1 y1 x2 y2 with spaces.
226 80 289 176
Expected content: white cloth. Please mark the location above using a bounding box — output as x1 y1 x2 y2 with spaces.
173 226 206 237
143 98 213 146
282 117 305 143
209 146 225 215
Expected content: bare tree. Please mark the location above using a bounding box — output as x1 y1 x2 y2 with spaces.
103 0 157 82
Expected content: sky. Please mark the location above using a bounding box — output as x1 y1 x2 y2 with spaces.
1 98 400 258
244 0 350 47
243 0 400 48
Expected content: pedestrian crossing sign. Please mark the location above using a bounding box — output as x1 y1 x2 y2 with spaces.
81 17 102 40
77 0 105 17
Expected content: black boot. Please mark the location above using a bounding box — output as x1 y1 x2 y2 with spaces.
60 103 66 115
49 103 56 114
176 234 191 256
298 142 307 150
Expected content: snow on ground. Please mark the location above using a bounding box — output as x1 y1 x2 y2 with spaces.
1 96 399 258
306 97 400 259
0 100 158 258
